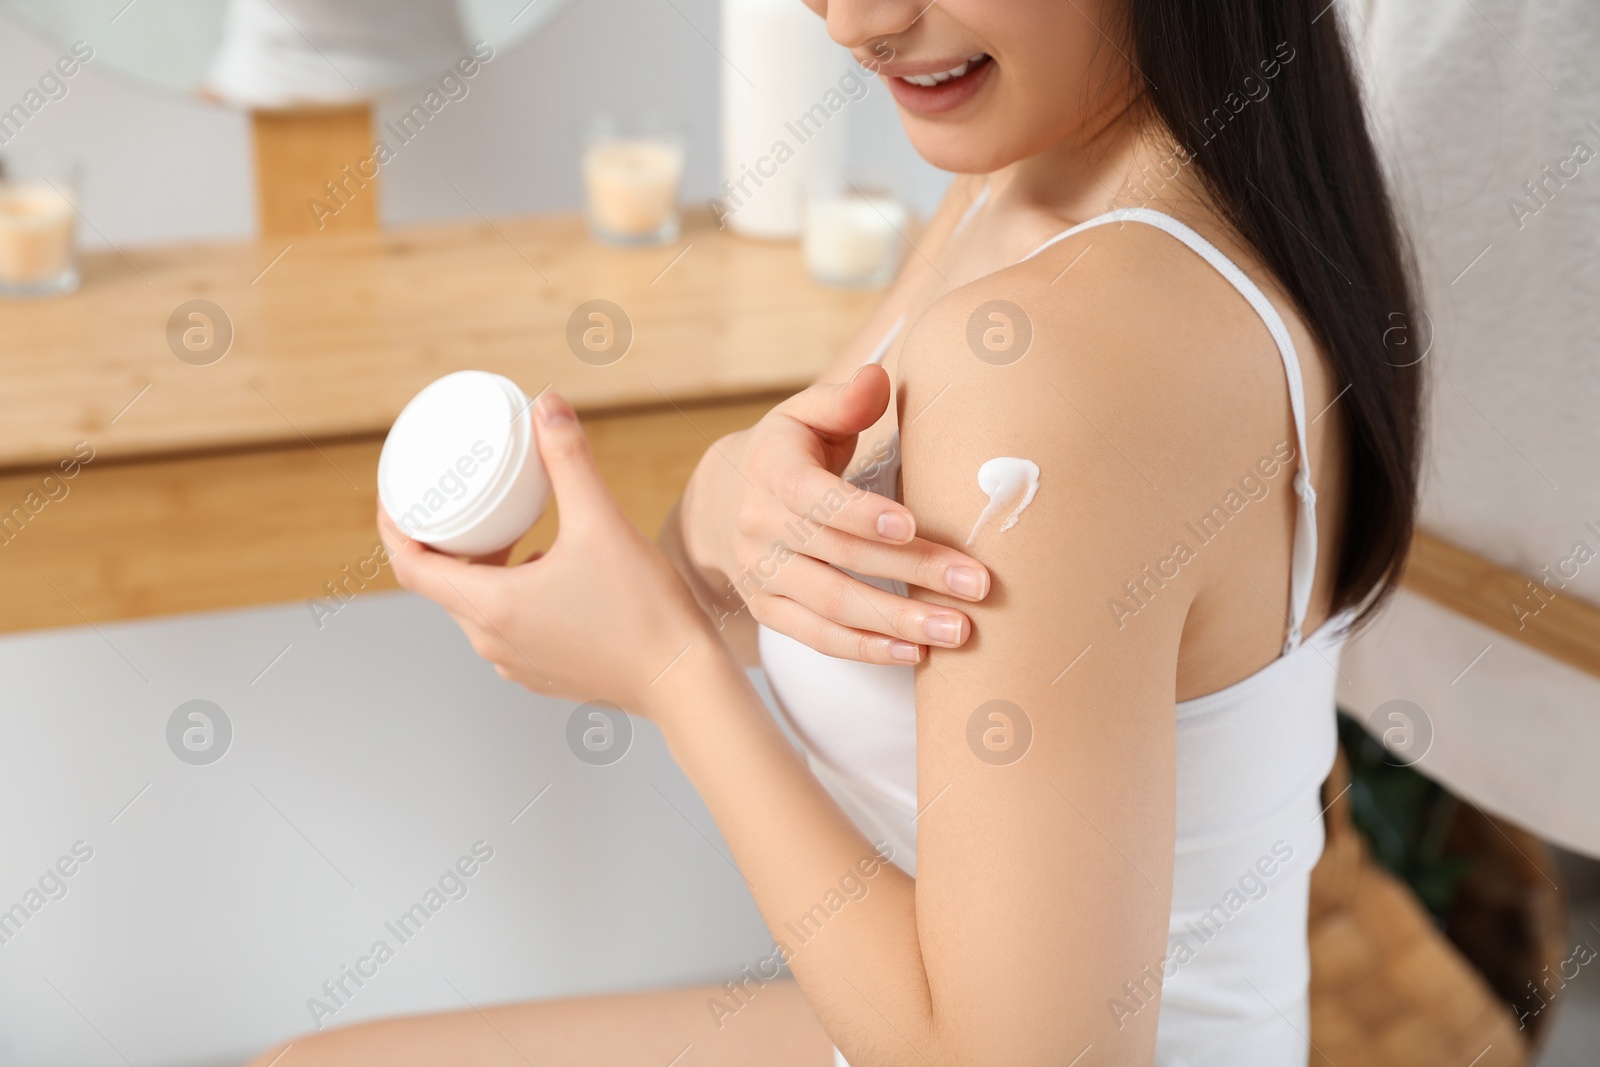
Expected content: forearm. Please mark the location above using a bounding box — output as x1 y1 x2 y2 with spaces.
649 641 936 1064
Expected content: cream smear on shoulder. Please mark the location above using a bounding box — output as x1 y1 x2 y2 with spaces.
965 457 1040 545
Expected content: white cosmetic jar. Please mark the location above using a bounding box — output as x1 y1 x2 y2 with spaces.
378 371 550 556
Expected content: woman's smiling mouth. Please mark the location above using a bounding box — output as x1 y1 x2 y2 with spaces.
878 52 995 116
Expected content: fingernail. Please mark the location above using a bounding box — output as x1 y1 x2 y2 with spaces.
925 614 965 647
947 565 988 600
537 393 575 426
876 510 914 542
889 641 922 664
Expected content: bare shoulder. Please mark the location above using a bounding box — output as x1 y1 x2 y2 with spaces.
894 217 1309 631
899 216 1300 461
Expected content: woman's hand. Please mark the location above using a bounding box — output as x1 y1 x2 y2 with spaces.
379 393 715 717
678 363 991 665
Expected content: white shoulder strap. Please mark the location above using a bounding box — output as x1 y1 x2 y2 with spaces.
950 180 991 240
863 184 989 369
1022 207 1319 651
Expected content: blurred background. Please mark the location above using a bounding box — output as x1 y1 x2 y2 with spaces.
0 0 951 244
0 1 1597 1065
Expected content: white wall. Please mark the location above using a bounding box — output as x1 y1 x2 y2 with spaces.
0 593 782 1067
0 0 950 247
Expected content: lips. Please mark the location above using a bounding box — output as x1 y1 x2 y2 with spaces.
882 53 995 116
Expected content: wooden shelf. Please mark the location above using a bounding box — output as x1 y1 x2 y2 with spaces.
0 209 869 632
0 398 773 635
0 210 874 471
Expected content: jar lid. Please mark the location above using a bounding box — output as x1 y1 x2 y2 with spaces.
378 371 530 541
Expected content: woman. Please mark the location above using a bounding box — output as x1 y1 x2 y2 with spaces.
255 0 1418 1062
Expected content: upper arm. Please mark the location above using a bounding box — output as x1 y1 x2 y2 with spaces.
896 237 1240 1062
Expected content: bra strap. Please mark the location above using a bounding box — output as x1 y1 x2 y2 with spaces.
950 180 991 240
861 183 989 370
864 314 905 367
1022 207 1318 651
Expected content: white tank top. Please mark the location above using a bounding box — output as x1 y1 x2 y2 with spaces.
759 207 1349 1066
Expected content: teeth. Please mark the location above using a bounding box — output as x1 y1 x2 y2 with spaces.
900 53 985 88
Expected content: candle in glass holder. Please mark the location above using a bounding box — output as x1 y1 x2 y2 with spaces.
582 137 685 246
803 193 908 288
0 181 77 296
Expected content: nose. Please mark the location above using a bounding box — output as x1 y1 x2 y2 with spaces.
811 0 927 57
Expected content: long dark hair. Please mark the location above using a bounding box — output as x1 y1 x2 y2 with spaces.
1127 1 1421 627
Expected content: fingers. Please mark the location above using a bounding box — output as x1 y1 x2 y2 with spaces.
761 367 914 546
764 556 970 649
380 513 507 624
753 594 924 666
377 505 412 560
380 505 519 568
793 525 991 602
772 464 918 545
777 362 892 440
378 506 547 682
533 392 624 528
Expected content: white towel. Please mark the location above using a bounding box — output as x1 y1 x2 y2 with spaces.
1339 592 1600 857
1339 0 1600 856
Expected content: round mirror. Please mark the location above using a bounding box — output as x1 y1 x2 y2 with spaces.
0 0 572 104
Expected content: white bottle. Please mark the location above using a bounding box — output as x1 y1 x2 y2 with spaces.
719 0 849 239
378 371 550 556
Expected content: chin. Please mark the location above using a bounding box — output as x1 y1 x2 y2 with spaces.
897 112 1025 175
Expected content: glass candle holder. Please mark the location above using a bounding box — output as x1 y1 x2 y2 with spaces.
0 153 80 298
803 189 909 288
581 116 686 247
